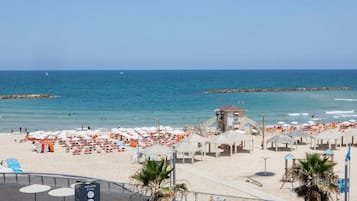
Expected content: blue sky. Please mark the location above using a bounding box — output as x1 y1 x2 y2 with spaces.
0 1 356 70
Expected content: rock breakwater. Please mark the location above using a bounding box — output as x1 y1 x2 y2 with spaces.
0 94 55 100
206 86 352 94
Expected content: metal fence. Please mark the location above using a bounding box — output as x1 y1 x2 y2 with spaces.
0 172 265 201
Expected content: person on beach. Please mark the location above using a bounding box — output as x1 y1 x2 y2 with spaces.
19 127 22 133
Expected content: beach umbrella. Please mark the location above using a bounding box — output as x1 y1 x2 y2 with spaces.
308 121 316 126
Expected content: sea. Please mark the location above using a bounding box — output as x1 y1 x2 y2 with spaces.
0 70 357 133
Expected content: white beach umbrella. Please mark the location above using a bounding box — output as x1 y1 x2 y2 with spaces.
308 121 316 126
342 121 351 126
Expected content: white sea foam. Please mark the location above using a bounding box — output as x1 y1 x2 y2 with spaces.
334 98 357 102
288 113 300 116
288 113 309 116
340 114 357 117
325 110 355 114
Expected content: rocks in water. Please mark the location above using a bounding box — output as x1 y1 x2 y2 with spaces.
206 87 352 94
0 94 55 100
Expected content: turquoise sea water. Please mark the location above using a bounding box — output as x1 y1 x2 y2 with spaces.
0 70 357 132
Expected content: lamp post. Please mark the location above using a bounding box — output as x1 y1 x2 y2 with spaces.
262 114 265 150
172 146 177 201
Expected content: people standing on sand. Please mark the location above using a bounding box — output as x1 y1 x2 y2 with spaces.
19 127 22 133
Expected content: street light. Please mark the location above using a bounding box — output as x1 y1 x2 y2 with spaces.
262 114 265 150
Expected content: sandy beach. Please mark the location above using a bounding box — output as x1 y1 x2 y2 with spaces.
0 130 356 201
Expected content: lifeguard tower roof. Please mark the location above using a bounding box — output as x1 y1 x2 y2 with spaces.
216 105 245 112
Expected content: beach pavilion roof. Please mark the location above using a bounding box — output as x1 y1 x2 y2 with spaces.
209 134 232 145
222 130 252 142
343 129 357 137
182 133 208 144
175 142 202 163
175 142 201 154
267 134 296 151
287 130 310 138
312 129 342 150
141 144 173 160
313 129 341 140
267 134 295 144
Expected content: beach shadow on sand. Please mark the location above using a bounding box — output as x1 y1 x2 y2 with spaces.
266 147 293 152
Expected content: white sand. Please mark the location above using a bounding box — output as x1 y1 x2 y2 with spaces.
1 132 355 201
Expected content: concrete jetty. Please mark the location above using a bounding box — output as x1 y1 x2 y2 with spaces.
206 86 352 94
0 94 55 100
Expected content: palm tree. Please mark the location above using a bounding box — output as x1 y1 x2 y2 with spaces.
132 159 174 201
293 153 338 201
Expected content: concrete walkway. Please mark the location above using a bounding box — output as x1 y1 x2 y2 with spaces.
178 165 286 201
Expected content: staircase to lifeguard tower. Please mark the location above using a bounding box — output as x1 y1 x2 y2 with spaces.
197 116 262 135
243 116 263 134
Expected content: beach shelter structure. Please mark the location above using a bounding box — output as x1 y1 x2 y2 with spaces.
266 134 295 151
287 130 310 144
223 130 254 152
175 141 202 163
209 130 254 156
141 143 173 160
209 134 233 157
312 129 342 150
182 133 209 154
182 133 208 144
342 129 357 145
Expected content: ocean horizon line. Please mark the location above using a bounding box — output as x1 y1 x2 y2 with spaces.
0 68 357 71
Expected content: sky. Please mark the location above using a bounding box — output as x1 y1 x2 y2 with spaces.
0 1 356 70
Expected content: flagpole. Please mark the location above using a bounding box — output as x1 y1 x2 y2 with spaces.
348 144 351 201
345 158 348 201
348 159 351 201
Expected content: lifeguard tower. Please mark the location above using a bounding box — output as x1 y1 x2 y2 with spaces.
215 105 246 132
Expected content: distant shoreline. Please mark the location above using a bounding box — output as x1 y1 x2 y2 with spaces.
0 94 55 100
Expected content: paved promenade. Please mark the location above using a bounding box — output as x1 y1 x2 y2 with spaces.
0 183 139 201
